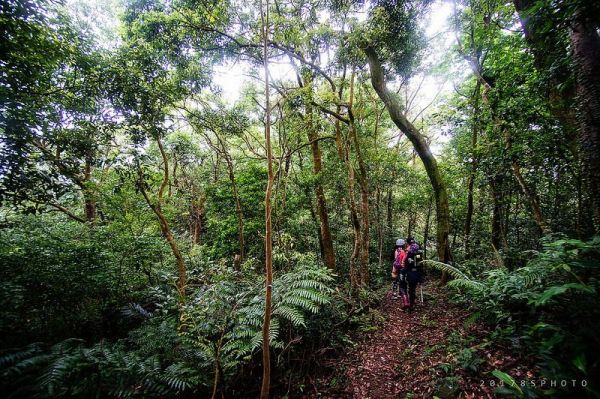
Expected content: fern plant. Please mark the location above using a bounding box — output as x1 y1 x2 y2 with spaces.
423 260 484 292
0 253 336 398
223 254 333 360
433 236 600 398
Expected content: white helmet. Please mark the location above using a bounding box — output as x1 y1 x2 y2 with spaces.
396 238 406 246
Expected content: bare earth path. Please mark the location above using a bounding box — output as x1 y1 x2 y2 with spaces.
311 282 535 398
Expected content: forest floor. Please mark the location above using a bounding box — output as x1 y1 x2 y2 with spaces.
309 282 537 398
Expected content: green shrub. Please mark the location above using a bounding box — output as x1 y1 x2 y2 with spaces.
427 236 600 397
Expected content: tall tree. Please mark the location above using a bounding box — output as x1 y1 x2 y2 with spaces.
463 81 481 257
365 47 452 280
568 3 600 232
303 73 336 270
0 0 112 224
260 0 274 397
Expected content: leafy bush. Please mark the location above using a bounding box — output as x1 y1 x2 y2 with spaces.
427 236 600 398
0 214 164 347
0 253 335 398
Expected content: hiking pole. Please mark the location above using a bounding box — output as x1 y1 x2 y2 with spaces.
420 285 423 303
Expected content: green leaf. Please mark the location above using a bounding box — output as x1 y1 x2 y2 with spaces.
492 370 523 397
572 354 586 374
529 283 595 306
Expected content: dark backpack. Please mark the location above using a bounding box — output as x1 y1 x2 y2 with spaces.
405 243 420 269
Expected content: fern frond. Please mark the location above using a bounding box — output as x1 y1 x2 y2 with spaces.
447 278 484 291
273 305 306 327
423 260 472 280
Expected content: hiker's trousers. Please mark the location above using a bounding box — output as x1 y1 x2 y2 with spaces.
407 270 421 307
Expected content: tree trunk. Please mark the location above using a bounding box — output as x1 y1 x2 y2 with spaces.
509 148 550 235
423 196 432 259
138 138 187 299
224 155 245 262
463 81 481 258
190 191 205 245
376 187 384 267
83 154 96 224
305 76 336 270
386 189 393 234
407 210 415 238
570 12 600 232
346 140 362 292
365 47 452 284
348 71 370 286
260 1 273 397
490 177 504 252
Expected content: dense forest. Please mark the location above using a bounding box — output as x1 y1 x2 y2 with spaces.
1 0 599 397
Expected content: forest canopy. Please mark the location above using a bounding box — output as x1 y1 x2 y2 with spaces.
1 0 599 397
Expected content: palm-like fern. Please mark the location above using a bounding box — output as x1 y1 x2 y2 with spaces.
423 260 483 292
223 257 333 360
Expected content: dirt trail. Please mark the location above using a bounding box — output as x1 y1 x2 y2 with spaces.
312 282 534 398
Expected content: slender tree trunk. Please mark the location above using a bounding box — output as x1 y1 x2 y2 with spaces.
365 47 452 284
504 188 512 244
376 187 384 268
138 138 187 299
346 140 362 292
509 150 550 235
490 177 504 252
359 187 370 285
463 81 481 258
83 154 96 224
260 1 273 397
570 11 600 232
407 210 415 238
451 227 457 252
386 189 393 234
190 192 205 245
309 199 324 258
305 76 336 270
515 192 521 248
423 196 433 259
224 156 245 262
348 71 370 286
473 191 485 252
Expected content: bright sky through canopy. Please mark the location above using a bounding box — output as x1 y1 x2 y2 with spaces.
214 0 455 112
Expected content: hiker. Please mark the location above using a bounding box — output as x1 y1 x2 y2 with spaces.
405 237 424 311
391 239 410 308
390 239 404 295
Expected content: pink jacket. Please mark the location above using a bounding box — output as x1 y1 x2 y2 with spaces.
393 248 407 271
